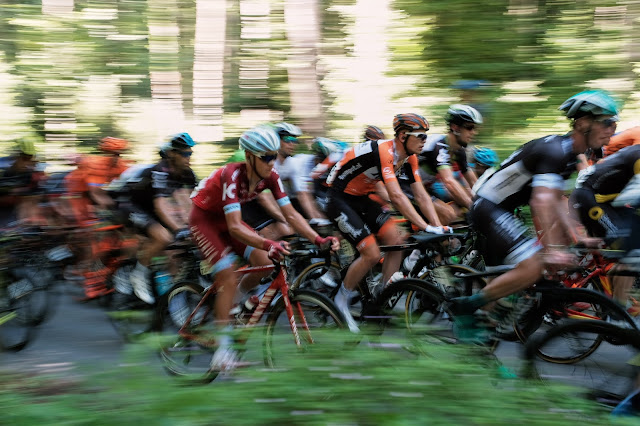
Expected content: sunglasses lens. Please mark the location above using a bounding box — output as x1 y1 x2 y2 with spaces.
283 136 298 143
464 125 475 131
259 154 277 162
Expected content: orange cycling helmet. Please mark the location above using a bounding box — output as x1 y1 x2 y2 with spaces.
99 137 129 153
392 113 429 134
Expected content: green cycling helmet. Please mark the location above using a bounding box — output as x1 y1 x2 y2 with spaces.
559 90 620 119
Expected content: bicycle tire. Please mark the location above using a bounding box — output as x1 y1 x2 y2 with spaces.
0 290 36 351
159 282 218 384
263 289 345 369
291 261 343 293
523 320 640 407
375 278 448 342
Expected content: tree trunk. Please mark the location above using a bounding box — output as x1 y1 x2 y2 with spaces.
192 0 227 143
283 0 325 136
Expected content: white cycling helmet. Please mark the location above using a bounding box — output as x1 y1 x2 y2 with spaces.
239 124 281 155
274 122 302 138
446 104 483 125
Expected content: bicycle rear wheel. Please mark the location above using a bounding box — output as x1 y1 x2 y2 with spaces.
523 320 640 408
263 289 345 369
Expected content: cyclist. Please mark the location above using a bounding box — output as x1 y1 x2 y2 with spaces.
118 132 198 304
364 125 386 142
309 137 349 213
0 139 43 226
450 90 619 337
272 122 326 221
326 113 446 332
570 144 639 314
190 124 339 369
470 146 500 196
418 105 482 213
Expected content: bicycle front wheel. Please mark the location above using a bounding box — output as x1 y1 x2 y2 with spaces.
263 289 345 369
523 320 640 407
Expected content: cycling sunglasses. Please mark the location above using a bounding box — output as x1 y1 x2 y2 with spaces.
176 150 193 158
462 123 476 131
282 136 299 143
593 116 618 128
406 132 428 141
257 153 278 163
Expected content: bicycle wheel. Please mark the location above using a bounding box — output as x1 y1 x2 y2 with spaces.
375 278 448 343
523 320 640 407
0 290 36 351
263 289 345 369
159 282 218 383
291 261 342 294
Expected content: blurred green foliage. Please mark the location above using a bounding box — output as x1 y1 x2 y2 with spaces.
0 333 624 424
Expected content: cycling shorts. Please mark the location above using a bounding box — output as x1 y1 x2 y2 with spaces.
468 197 541 266
326 190 391 249
190 204 254 275
118 202 167 237
569 187 632 241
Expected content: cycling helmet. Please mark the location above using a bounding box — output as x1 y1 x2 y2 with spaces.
239 124 281 155
15 138 37 156
392 113 429 134
311 137 345 158
364 125 386 141
99 137 129 153
473 147 499 167
166 132 196 150
446 104 483 125
274 122 302 138
559 90 620 119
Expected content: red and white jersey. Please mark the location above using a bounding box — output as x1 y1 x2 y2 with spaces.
191 162 290 215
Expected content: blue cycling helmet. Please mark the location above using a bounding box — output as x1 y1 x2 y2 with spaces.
473 147 499 167
239 124 281 155
167 132 196 150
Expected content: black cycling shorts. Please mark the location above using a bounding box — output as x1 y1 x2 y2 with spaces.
326 190 391 248
468 197 541 266
241 199 275 231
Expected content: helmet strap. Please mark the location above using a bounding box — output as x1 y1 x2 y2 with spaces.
249 154 268 181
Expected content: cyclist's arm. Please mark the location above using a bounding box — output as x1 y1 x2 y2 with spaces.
463 168 477 189
438 167 472 208
226 209 274 249
153 196 184 233
374 181 391 204
88 186 115 208
410 180 442 227
172 188 193 224
576 153 589 171
279 203 324 243
296 190 326 220
257 191 288 223
530 186 574 247
385 179 429 230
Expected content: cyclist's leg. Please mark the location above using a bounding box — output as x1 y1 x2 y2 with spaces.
453 198 543 313
376 219 405 286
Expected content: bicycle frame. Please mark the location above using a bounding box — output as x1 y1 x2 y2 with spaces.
177 262 313 348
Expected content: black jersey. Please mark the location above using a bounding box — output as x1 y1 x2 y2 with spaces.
476 134 578 211
121 159 197 213
576 145 640 202
418 134 469 176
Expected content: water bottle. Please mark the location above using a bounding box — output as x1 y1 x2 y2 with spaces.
154 271 173 296
237 295 260 323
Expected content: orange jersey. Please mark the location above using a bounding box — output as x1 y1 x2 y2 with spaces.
326 139 421 196
605 126 640 157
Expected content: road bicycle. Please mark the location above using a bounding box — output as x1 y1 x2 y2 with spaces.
159 253 345 383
